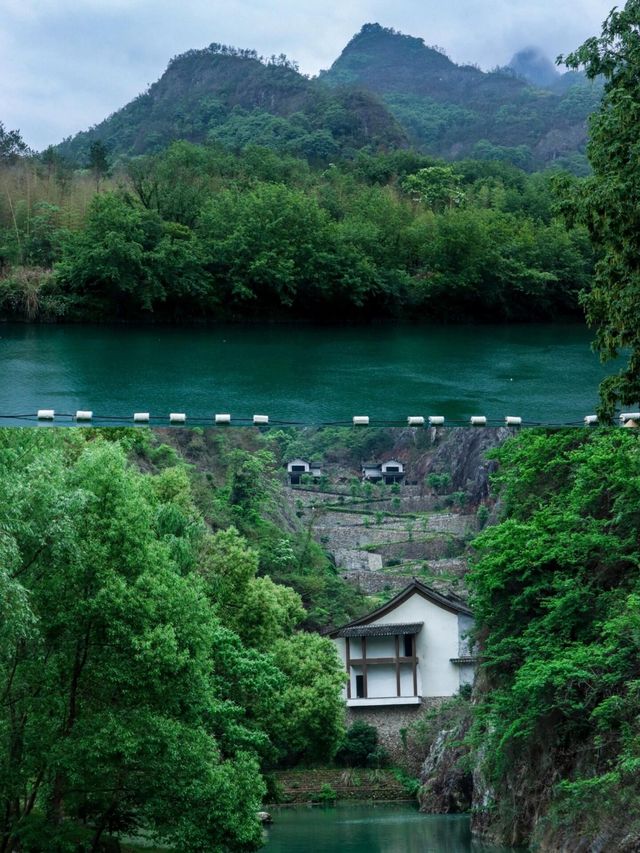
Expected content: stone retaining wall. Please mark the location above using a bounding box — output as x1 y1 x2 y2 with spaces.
334 549 384 572
340 570 412 594
347 698 447 767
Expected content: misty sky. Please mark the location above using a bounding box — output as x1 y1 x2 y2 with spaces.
1 0 615 151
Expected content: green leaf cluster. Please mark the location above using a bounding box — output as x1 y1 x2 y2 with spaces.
0 430 346 851
468 429 640 844
559 1 640 418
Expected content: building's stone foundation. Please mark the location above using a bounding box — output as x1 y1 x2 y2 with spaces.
347 697 447 766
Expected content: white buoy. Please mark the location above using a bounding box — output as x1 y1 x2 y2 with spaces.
133 412 150 423
215 414 231 424
253 415 269 425
620 412 640 422
169 413 186 424
428 416 445 426
75 410 93 421
37 409 55 420
584 415 598 426
505 416 522 426
470 416 487 426
407 416 425 426
353 416 369 426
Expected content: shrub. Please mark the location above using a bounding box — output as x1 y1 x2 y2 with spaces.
336 721 388 768
316 783 338 804
426 472 452 493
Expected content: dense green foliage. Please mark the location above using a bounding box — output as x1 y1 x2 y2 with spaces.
161 428 367 630
0 430 347 852
468 429 640 846
335 721 388 768
321 24 603 172
0 142 593 323
558 0 640 419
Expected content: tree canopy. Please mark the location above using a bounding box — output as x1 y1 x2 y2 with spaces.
0 430 346 852
468 429 640 845
1 142 593 324
561 0 640 418
0 123 29 163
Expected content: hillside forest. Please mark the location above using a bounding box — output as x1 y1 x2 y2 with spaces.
0 19 607 327
0 140 592 324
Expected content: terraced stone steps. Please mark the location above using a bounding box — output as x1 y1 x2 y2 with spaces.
271 768 412 804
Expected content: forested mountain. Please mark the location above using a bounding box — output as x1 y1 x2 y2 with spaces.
55 23 602 173
56 44 407 163
322 24 603 171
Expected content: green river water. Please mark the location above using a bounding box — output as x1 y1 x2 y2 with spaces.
262 804 512 852
0 321 616 425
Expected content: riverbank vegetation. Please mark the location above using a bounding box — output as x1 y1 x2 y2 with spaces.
409 428 640 849
0 428 360 852
0 138 593 324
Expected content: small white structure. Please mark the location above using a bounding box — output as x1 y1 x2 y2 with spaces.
381 460 404 484
330 579 476 708
286 459 322 485
362 460 405 485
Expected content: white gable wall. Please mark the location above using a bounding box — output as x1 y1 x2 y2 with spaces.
373 591 461 697
333 590 465 699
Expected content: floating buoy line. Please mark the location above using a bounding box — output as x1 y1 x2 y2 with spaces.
0 410 637 427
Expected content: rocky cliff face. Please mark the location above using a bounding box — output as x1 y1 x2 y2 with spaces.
418 705 473 814
286 426 510 600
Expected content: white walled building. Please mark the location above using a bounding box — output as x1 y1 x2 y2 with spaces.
361 459 405 485
286 459 322 485
380 460 405 484
330 579 476 708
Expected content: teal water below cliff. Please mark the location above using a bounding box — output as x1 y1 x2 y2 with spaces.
263 803 512 852
0 322 616 424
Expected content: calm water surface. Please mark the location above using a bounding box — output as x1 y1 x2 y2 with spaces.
0 322 615 425
263 803 512 852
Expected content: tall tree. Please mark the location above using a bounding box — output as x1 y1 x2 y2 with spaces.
562 1 640 419
0 431 346 851
87 140 110 191
0 123 29 163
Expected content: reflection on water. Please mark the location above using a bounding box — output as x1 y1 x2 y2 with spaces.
263 803 513 852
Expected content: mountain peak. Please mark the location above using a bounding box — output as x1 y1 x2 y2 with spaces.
323 23 455 86
508 47 560 88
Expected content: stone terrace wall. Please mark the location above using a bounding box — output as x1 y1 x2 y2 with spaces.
347 698 446 767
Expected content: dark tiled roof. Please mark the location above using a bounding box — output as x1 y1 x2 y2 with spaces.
328 579 472 639
337 622 423 638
